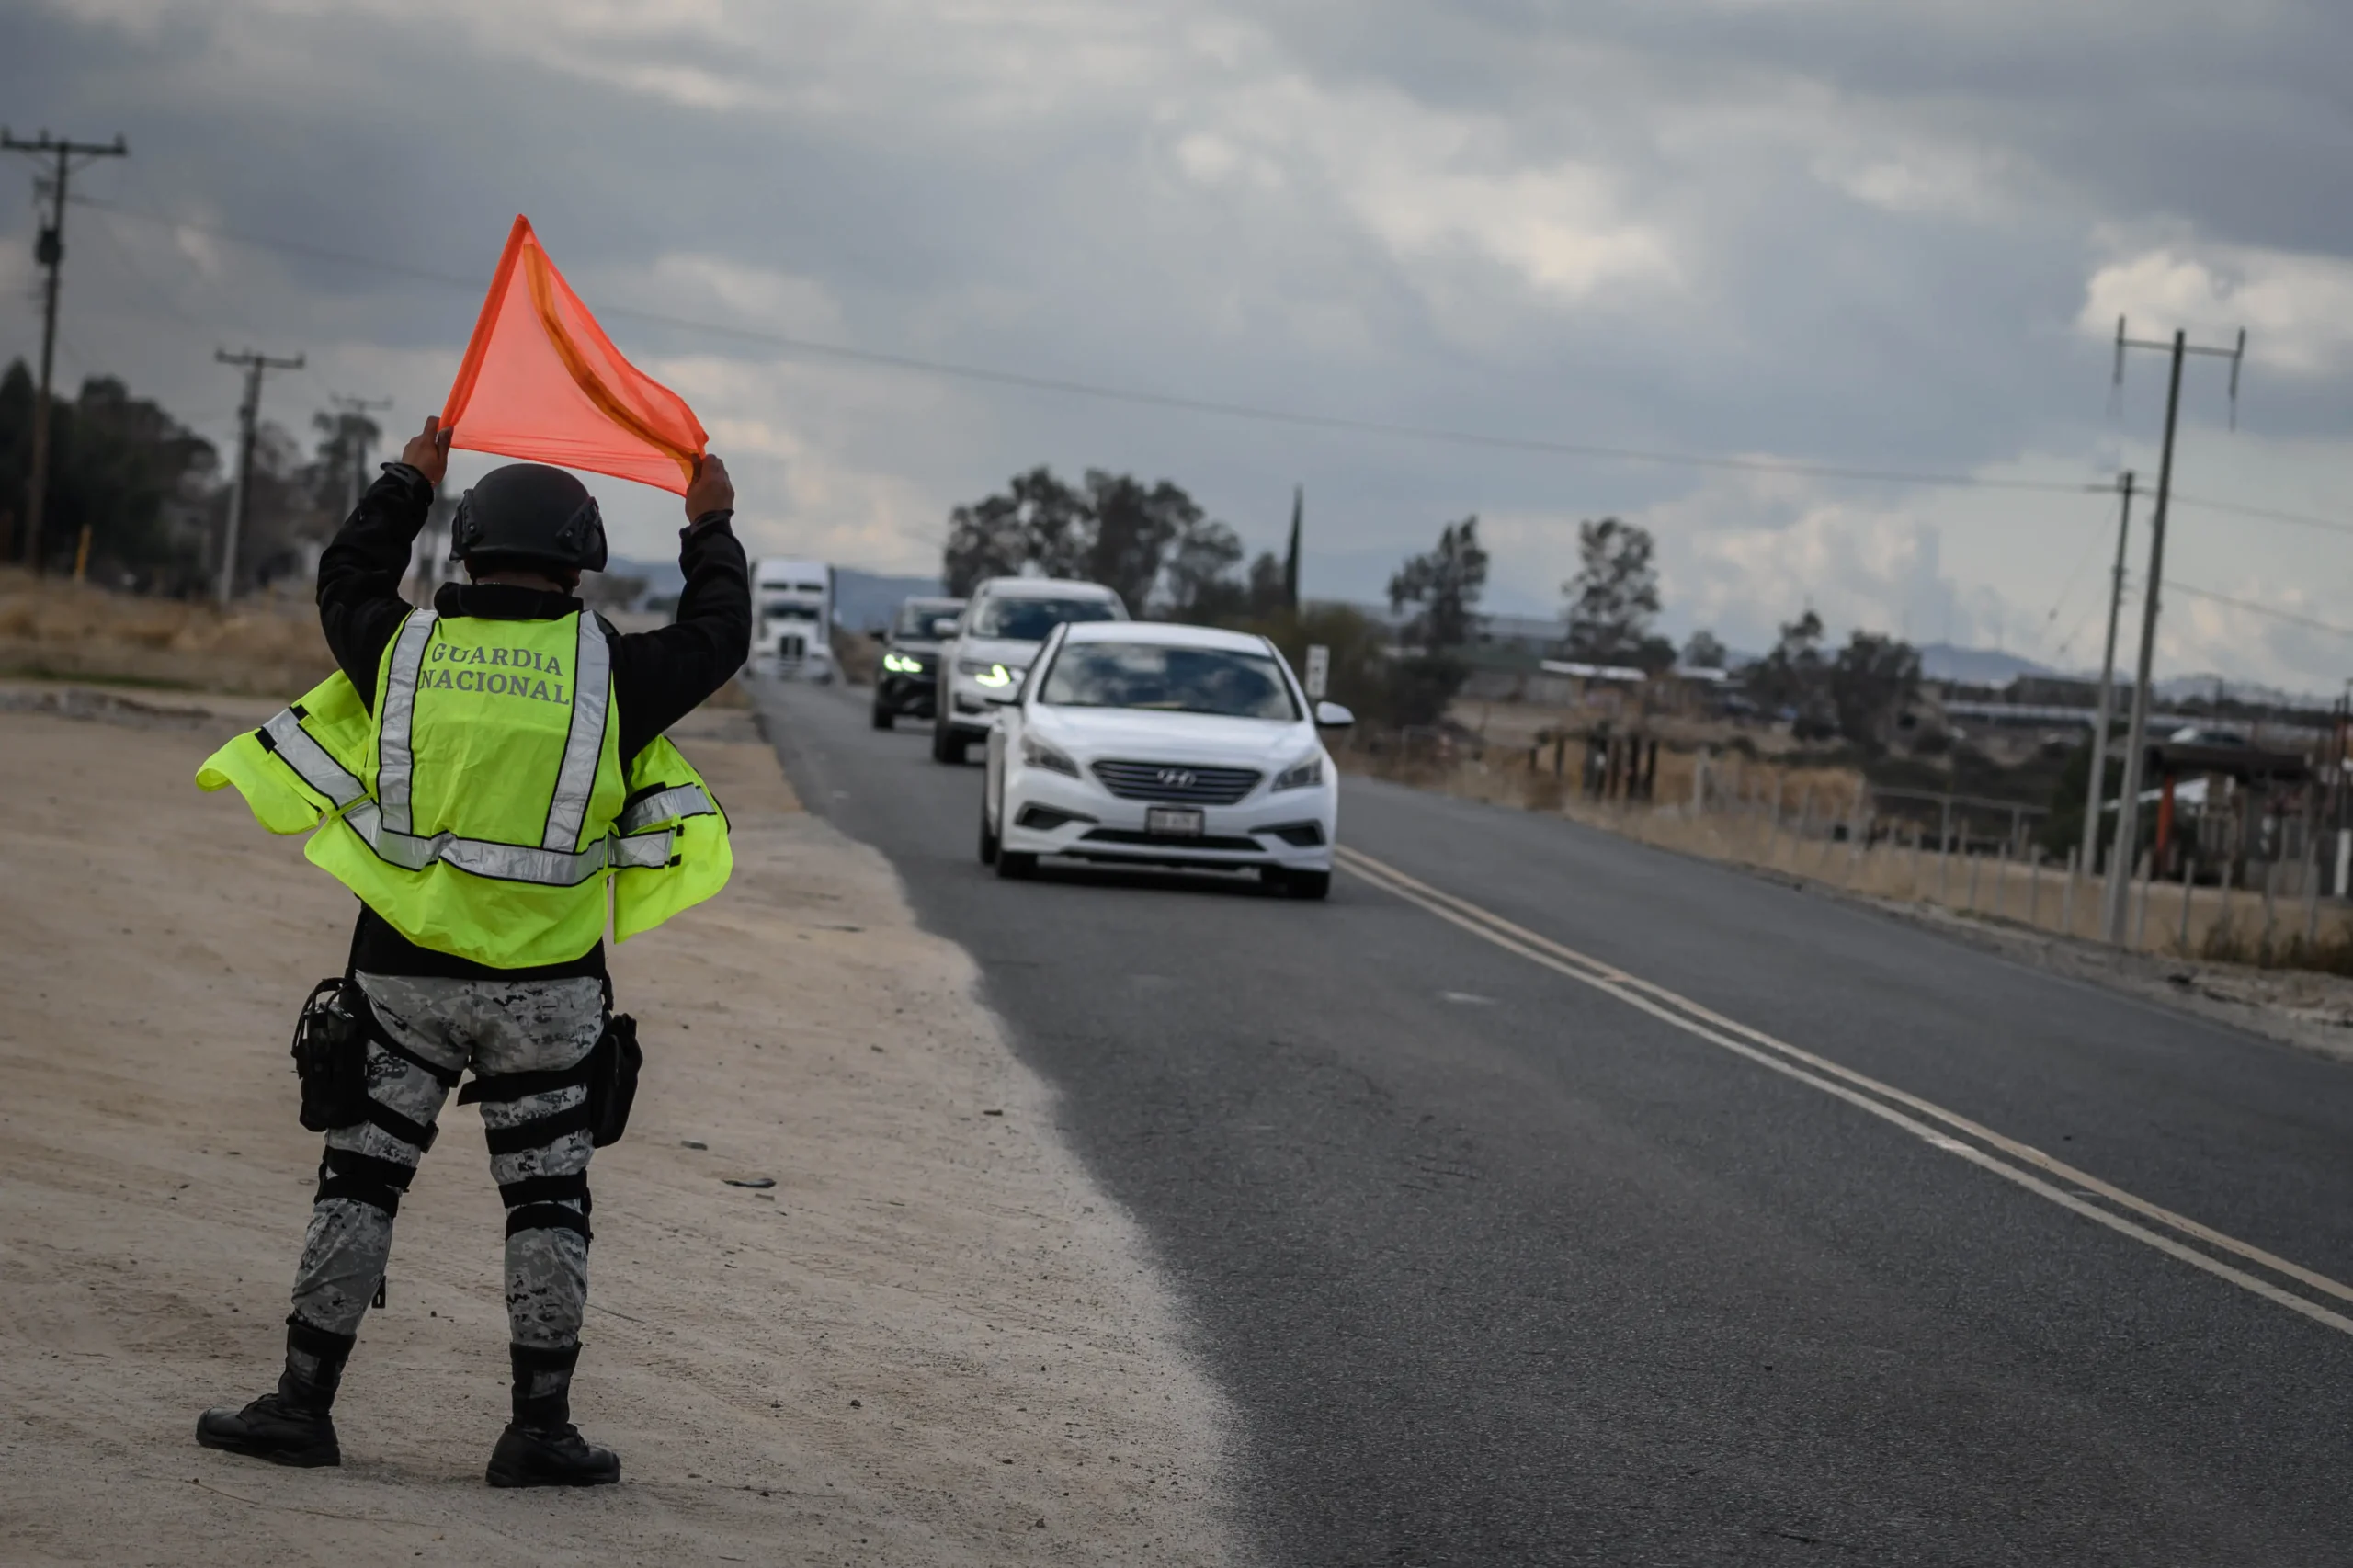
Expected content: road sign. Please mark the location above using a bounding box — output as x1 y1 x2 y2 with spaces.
1304 643 1330 699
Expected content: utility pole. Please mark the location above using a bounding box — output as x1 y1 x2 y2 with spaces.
2078 471 2134 888
215 347 306 606
2102 319 2245 943
1282 484 1302 613
1 127 128 572
329 394 394 512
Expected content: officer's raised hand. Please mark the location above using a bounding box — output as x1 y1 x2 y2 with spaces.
402 415 455 489
685 453 733 522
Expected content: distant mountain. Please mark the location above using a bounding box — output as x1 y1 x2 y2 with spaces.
602 554 687 601
835 568 945 631
1915 642 2059 687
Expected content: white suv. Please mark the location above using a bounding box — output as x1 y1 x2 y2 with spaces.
931 577 1127 764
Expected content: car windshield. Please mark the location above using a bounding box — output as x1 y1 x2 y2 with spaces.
971 596 1120 642
762 600 818 621
1040 642 1299 720
894 601 962 639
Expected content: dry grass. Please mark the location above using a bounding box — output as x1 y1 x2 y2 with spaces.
1346 733 2353 975
0 568 335 696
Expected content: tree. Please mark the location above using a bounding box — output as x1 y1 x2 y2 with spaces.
227 420 335 590
1681 629 1727 669
311 407 385 517
1245 551 1289 617
1387 515 1487 653
1084 470 1198 613
1745 610 1834 735
1 361 220 585
942 467 1087 596
1828 631 1922 753
1162 517 1245 620
942 465 1250 614
1378 516 1487 730
1562 517 1662 663
1239 601 1408 724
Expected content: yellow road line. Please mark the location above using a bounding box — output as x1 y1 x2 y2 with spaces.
1336 844 2353 1338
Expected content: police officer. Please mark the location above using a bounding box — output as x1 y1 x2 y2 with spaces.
194 416 750 1486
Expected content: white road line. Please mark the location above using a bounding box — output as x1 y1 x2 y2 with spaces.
1340 846 2353 1308
1336 846 2353 1339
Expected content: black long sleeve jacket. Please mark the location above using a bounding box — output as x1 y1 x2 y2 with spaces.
315 462 751 979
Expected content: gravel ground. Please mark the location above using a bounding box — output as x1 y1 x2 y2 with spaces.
0 692 1245 1567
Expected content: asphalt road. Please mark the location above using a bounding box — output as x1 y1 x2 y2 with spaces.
754 676 2353 1567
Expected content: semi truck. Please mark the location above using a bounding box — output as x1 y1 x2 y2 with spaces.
751 557 835 682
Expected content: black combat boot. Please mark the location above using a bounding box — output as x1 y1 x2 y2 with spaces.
196 1316 352 1468
485 1341 620 1488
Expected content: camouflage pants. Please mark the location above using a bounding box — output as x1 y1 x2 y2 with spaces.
289 971 605 1362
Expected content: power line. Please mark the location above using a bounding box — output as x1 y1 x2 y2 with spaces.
2168 493 2353 539
63 192 2353 568
66 195 2112 498
2164 579 2353 641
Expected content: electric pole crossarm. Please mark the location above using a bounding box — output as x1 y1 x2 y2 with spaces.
2 128 128 570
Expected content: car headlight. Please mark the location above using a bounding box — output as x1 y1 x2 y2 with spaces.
881 651 921 674
959 658 1017 687
1021 733 1080 777
1271 752 1324 791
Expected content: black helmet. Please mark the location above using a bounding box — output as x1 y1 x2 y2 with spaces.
448 463 608 573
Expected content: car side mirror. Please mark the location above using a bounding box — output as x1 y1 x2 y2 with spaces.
1314 700 1354 729
983 687 1020 706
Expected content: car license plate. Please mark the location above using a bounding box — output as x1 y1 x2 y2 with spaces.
1146 807 1205 838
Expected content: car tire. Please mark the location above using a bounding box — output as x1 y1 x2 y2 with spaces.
1277 869 1331 901
870 704 893 731
979 801 1000 866
931 722 967 765
996 849 1037 881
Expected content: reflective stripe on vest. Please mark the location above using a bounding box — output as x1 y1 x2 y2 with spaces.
618 783 712 835
342 801 611 885
541 613 613 853
263 706 366 809
257 631 708 887
375 610 438 836
358 609 623 888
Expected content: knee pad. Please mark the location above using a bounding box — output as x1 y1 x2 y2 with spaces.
315 1147 417 1218
498 1171 593 1244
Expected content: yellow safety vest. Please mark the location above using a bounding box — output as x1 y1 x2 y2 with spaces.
197 608 732 967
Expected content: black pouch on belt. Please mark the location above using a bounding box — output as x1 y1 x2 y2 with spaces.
585 979 642 1148
290 974 372 1133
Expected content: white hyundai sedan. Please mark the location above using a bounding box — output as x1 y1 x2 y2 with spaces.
978 620 1353 898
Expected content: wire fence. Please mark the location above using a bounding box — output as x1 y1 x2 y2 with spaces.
1348 737 2353 968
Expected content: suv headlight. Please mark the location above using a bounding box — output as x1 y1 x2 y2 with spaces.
1271 752 1324 791
959 658 1017 687
1021 733 1079 777
882 651 921 674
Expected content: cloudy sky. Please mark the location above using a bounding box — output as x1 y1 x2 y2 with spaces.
6 0 2353 689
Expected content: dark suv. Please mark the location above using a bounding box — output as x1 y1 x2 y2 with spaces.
870 596 967 730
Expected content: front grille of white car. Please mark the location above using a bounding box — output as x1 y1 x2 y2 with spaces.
1090 759 1263 805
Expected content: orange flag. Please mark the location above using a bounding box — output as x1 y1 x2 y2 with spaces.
440 216 707 494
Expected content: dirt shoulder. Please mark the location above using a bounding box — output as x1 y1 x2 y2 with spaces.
0 690 1245 1566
